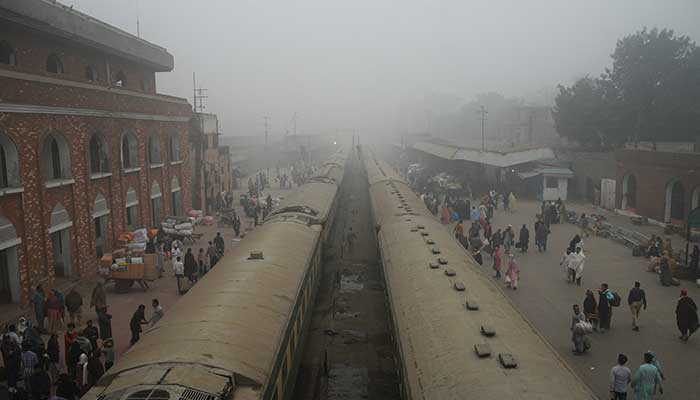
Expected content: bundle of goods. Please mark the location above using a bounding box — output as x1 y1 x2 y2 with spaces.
161 217 194 236
187 209 204 225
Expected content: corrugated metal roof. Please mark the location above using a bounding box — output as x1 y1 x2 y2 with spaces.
537 167 574 177
412 141 555 167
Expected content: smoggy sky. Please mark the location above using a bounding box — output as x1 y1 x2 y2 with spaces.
66 0 700 138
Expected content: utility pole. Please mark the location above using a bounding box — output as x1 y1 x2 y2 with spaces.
264 116 270 176
194 87 208 113
192 72 197 112
477 105 488 152
293 112 297 136
135 0 141 38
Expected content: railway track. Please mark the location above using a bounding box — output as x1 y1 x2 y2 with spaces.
293 151 400 400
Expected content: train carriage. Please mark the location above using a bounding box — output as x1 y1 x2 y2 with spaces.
362 151 597 400
83 149 349 400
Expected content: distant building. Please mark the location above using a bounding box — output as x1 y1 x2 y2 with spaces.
616 142 700 223
0 0 192 304
190 113 232 213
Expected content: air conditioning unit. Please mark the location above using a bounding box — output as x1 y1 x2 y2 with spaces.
102 386 217 400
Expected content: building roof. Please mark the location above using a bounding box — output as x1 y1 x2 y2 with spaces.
412 140 555 167
516 165 574 179
0 0 174 71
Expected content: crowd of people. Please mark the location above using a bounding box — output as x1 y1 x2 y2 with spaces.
421 180 698 399
1 280 169 399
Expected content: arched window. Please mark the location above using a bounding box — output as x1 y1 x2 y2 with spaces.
114 71 126 88
93 193 110 256
665 179 685 222
89 134 110 174
0 41 16 65
148 134 162 165
42 134 71 180
0 215 22 303
169 132 181 162
46 53 64 74
121 132 138 169
150 181 162 227
171 176 182 216
49 203 73 278
125 186 140 230
85 65 97 82
0 134 20 188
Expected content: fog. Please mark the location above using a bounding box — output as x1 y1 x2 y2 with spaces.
67 0 700 138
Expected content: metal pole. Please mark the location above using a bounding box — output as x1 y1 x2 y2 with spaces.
264 116 270 177
192 72 197 112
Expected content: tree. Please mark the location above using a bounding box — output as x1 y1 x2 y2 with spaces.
554 27 700 148
553 77 621 149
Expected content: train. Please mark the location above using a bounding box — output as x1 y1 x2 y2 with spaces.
362 149 598 399
83 147 349 400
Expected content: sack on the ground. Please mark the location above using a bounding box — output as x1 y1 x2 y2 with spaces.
611 291 622 307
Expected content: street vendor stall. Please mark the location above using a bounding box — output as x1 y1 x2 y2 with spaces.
101 249 159 293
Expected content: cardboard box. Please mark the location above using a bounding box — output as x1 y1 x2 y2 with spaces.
110 263 144 280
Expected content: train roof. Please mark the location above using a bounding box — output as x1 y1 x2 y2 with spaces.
364 149 595 399
85 222 322 400
266 182 338 224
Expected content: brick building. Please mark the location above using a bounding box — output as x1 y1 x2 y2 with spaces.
0 0 192 304
190 113 233 213
616 143 700 224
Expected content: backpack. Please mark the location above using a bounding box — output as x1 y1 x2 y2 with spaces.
611 291 622 307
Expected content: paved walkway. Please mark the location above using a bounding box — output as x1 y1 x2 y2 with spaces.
476 199 700 399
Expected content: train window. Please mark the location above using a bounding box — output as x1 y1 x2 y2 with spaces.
281 353 288 383
290 324 297 355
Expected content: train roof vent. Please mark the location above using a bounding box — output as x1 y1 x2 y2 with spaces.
180 389 217 400
466 300 479 310
425 239 435 245
444 269 456 277
498 353 518 369
126 389 171 400
429 262 439 269
453 282 465 291
249 250 264 260
474 344 492 358
480 325 496 337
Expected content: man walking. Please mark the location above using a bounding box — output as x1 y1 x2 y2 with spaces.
628 282 647 331
609 354 631 399
129 305 148 346
32 285 46 332
631 352 663 399
214 232 225 257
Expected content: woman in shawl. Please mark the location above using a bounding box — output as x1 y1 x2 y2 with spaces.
505 254 520 290
676 289 699 342
598 283 613 332
492 245 502 279
659 254 675 286
184 248 198 283
583 290 599 331
90 282 106 313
